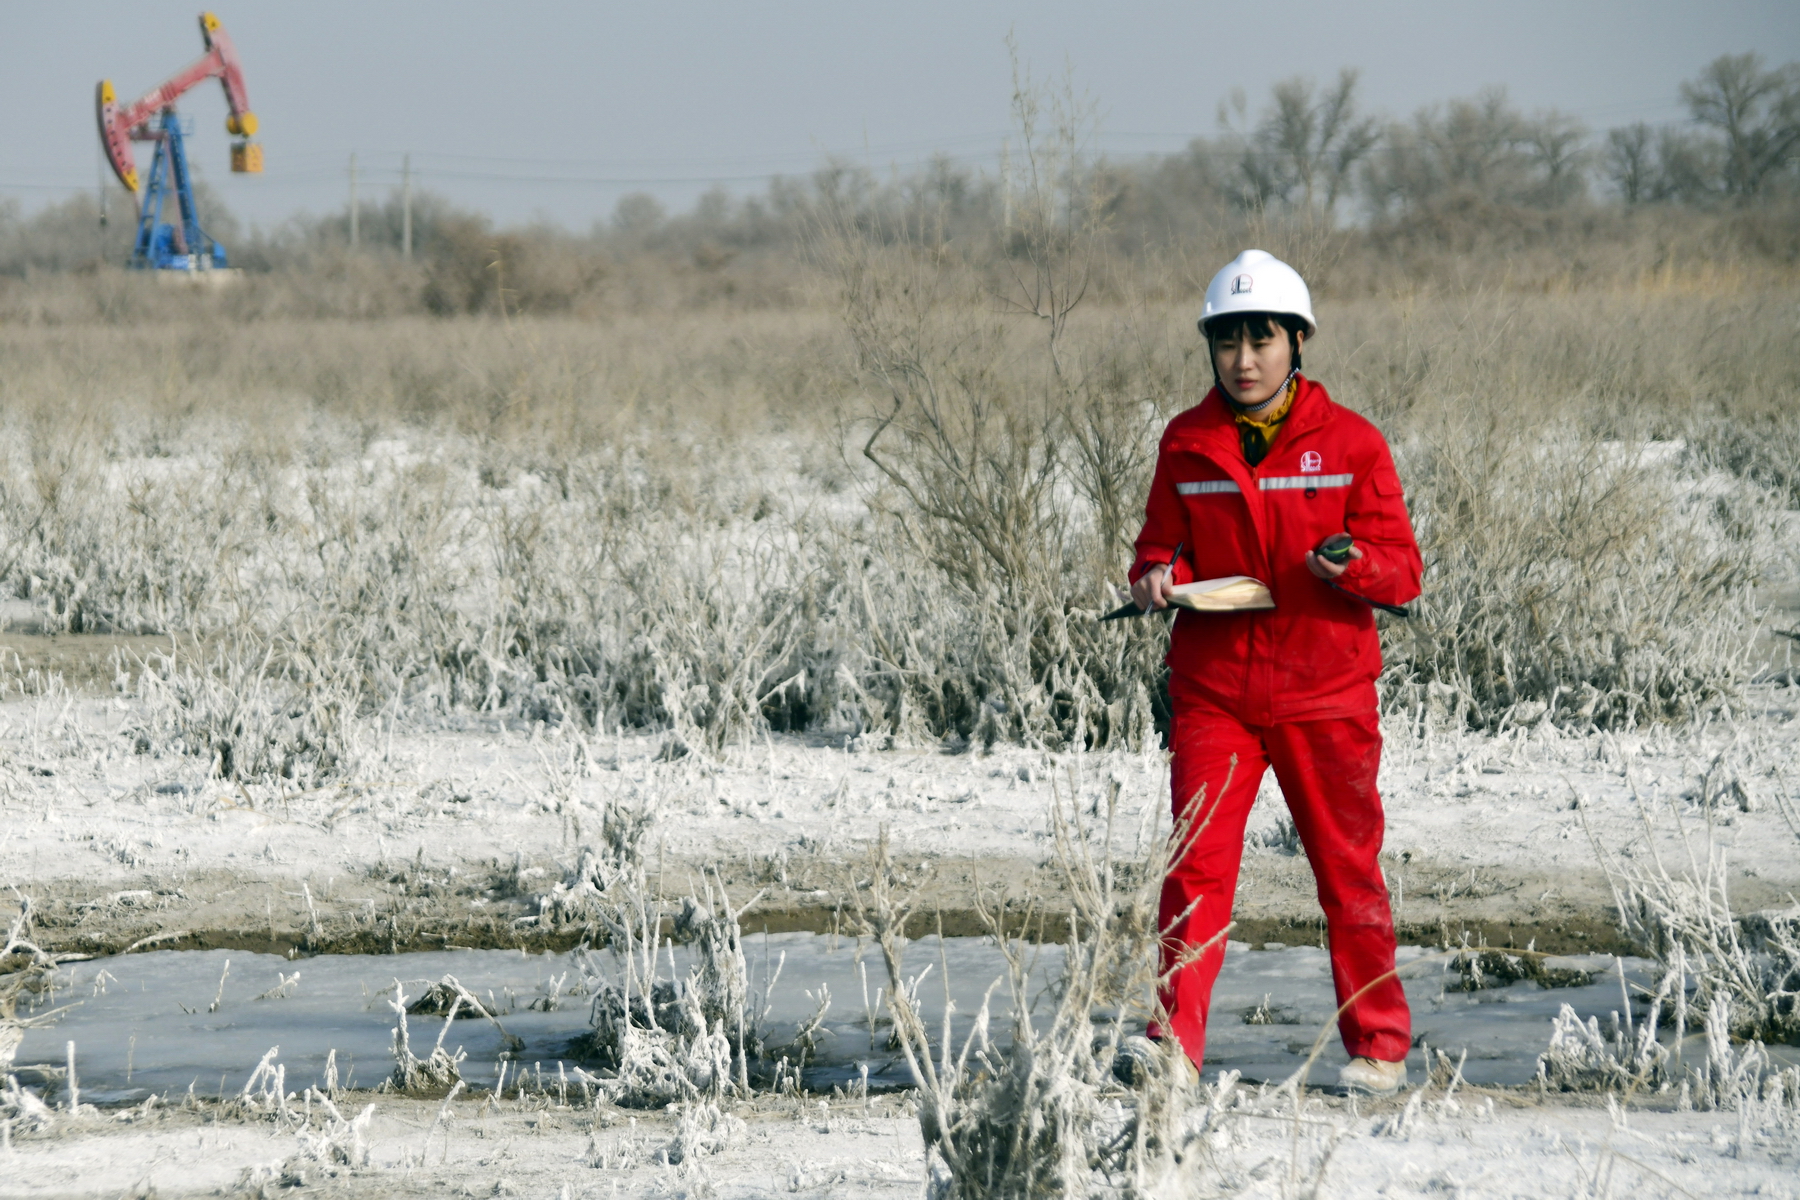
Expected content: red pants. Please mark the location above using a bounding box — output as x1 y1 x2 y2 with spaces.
1155 699 1411 1068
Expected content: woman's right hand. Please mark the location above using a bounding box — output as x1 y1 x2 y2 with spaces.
1130 564 1174 612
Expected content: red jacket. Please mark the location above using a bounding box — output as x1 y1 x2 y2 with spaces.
1131 376 1421 723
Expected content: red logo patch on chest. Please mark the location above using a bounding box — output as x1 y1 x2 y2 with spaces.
1299 451 1322 473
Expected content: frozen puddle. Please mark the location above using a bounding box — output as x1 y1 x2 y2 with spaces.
14 936 1651 1102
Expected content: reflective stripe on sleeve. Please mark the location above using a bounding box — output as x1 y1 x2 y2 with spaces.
1258 473 1354 491
1175 480 1241 495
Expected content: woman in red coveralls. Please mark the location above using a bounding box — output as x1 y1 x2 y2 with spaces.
1128 250 1421 1096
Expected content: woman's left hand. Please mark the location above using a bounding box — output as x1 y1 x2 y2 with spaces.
1305 545 1362 580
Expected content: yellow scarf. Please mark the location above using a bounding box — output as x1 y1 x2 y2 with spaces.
1233 379 1296 466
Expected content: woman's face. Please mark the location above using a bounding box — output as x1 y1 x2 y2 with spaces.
1211 323 1301 408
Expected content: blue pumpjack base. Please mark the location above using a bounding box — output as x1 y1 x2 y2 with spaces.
131 112 228 271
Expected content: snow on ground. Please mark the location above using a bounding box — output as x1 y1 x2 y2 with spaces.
1 1082 1796 1199
3 676 1798 1197
0 681 1796 954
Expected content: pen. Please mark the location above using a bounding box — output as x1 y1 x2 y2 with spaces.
1099 543 1188 621
1144 542 1184 613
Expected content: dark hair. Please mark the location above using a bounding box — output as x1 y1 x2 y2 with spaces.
1200 311 1307 371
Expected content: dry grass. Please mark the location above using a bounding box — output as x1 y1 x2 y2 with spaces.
1 161 1798 769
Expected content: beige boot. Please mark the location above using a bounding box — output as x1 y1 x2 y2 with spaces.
1338 1056 1407 1096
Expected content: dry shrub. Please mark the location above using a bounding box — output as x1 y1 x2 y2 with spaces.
1 895 65 1080
1319 290 1797 730
813 74 1189 750
1385 425 1768 728
383 983 467 1093
574 878 759 1107
128 642 364 784
1686 409 1800 511
824 237 1168 746
217 1048 377 1190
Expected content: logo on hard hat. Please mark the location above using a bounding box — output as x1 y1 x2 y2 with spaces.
1300 451 1322 473
1230 274 1254 295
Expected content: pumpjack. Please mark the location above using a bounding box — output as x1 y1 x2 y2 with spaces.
96 12 260 271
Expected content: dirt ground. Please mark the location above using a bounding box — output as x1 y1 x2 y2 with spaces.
0 634 184 698
12 850 1654 963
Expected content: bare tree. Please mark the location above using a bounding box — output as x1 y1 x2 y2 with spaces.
1225 70 1379 220
1604 122 1726 206
1681 53 1800 197
1524 110 1590 205
1361 88 1607 214
1362 88 1537 215
994 43 1104 357
1604 123 1656 204
1652 127 1726 204
1428 89 1532 194
611 192 665 238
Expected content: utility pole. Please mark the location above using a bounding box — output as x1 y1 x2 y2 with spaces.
402 154 412 262
349 152 359 248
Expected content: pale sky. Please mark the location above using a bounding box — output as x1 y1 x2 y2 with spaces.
3 1 1796 232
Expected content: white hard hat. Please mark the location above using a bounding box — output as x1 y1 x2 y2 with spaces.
1200 249 1317 337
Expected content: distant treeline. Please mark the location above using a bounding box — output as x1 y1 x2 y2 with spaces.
2 52 1796 316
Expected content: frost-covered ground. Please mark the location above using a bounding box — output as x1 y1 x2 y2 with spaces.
0 679 1796 956
3 676 1800 1197
3 1078 1797 1199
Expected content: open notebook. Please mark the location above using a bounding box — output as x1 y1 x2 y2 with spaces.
1100 575 1274 621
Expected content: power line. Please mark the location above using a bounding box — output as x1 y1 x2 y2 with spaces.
0 101 1724 202
278 94 1695 176
5 92 1711 199
394 132 1017 171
